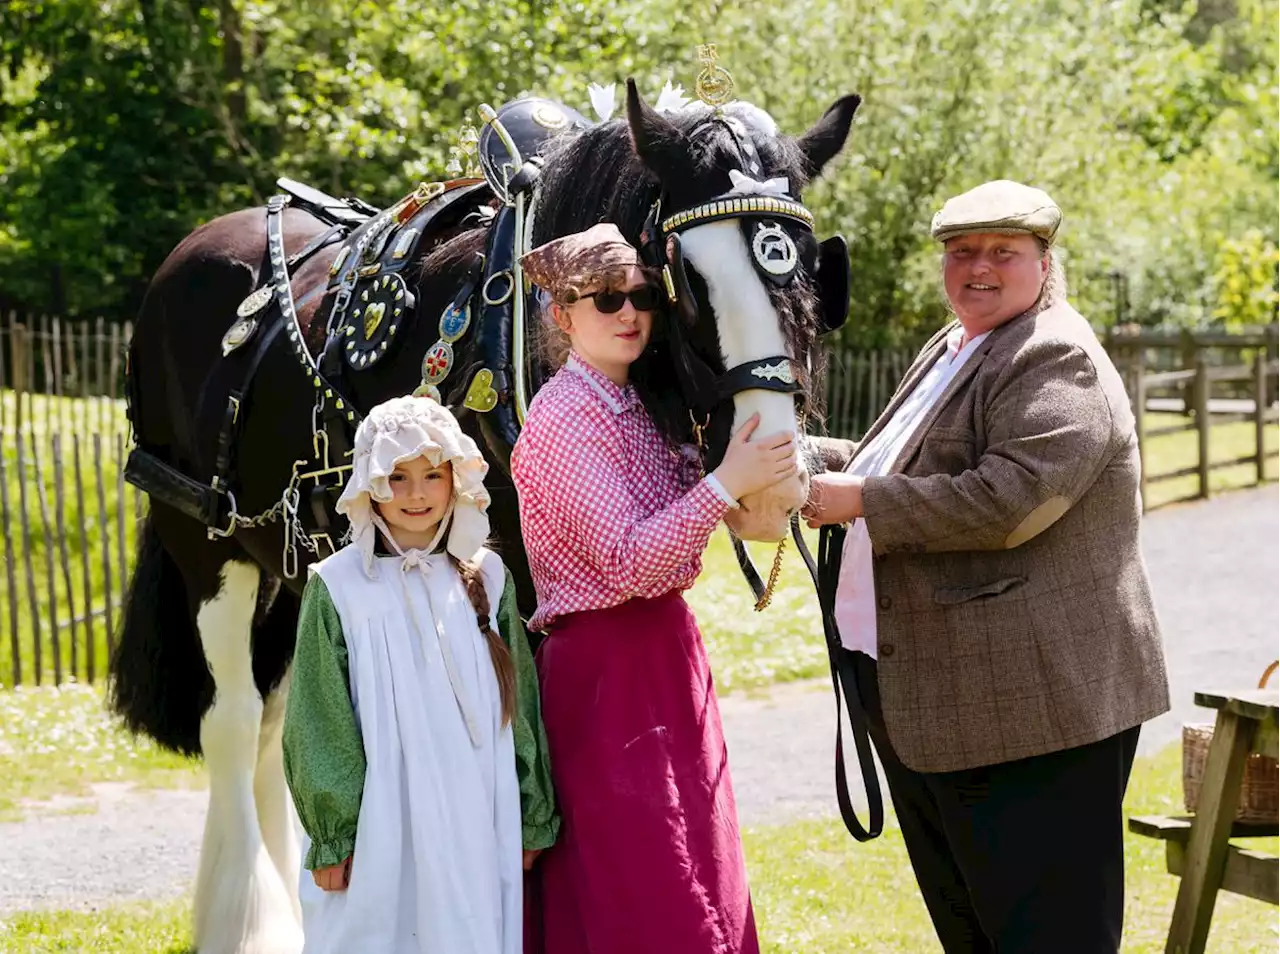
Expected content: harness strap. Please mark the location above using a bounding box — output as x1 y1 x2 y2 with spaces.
729 533 767 603
287 222 348 270
210 317 286 500
801 518 885 842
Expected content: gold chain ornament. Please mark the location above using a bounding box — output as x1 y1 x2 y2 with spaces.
753 536 787 612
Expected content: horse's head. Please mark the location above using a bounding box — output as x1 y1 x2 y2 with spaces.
624 80 860 541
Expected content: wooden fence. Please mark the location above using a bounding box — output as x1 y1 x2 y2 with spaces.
1127 354 1279 509
0 312 1275 686
822 346 920 438
0 314 140 689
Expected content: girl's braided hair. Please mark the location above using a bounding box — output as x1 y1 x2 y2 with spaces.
448 554 515 726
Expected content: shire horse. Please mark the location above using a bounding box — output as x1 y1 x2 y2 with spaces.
109 80 860 954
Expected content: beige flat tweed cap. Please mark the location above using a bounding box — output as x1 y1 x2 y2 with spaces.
931 179 1062 244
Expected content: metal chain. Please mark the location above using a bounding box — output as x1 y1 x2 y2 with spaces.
753 536 787 612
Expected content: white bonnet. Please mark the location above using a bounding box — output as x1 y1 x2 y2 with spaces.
336 395 490 573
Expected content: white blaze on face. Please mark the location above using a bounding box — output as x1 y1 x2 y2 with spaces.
678 221 796 437
677 219 807 541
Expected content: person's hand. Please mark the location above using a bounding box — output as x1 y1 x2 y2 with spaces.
312 856 352 892
522 849 543 871
712 414 799 501
801 472 865 527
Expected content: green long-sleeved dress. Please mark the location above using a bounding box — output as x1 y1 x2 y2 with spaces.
282 562 559 871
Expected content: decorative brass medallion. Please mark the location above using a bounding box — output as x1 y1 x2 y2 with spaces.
463 368 499 413
439 302 471 343
421 340 454 385
236 286 274 318
344 273 411 371
221 317 258 356
532 103 568 129
695 44 735 107
751 221 798 277
362 301 387 340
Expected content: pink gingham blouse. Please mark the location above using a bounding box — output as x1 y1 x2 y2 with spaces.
511 353 734 632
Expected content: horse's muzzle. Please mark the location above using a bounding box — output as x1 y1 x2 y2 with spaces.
725 469 809 542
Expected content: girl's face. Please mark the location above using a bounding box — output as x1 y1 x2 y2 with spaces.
376 457 454 548
551 264 656 385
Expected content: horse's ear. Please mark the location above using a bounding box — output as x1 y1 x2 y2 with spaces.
626 78 683 179
795 94 862 178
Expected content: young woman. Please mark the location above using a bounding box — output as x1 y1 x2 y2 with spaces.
511 223 798 954
282 395 558 954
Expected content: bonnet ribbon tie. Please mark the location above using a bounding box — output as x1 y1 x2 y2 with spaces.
394 545 484 749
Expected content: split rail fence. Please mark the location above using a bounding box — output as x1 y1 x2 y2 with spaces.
1107 327 1279 508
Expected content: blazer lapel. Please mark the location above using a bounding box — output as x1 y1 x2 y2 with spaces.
842 324 954 473
889 320 1013 475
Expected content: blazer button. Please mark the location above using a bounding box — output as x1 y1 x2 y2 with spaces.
878 596 892 610
879 642 895 657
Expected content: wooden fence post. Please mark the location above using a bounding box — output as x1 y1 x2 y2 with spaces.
15 433 41 684
1196 357 1211 499
73 435 94 683
31 432 62 685
1181 328 1198 415
1254 353 1268 485
94 434 115 659
11 322 28 429
0 449 20 687
52 435 78 681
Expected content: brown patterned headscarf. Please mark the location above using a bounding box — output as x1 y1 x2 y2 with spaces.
520 223 640 305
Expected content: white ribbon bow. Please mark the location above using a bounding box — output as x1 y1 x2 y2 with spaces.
728 169 792 198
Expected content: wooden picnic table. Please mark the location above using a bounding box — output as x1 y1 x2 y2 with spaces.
1130 687 1279 954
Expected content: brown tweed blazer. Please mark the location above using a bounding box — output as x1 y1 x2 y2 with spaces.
836 301 1169 773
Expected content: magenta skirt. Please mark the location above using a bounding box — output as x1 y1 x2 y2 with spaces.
526 593 759 954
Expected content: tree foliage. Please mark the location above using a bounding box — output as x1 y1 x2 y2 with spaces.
0 0 1275 341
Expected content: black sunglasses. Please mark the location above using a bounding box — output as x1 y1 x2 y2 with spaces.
582 285 660 314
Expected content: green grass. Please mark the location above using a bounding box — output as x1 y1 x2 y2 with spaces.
0 684 201 820
0 392 139 690
1142 411 1278 509
0 900 193 954
744 742 1278 953
2 744 1273 952
689 527 828 694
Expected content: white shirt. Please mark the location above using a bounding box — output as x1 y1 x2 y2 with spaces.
834 327 990 657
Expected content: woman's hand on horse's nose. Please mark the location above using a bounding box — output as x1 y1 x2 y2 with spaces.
714 415 798 501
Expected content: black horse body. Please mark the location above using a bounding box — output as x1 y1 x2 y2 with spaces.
108 80 859 954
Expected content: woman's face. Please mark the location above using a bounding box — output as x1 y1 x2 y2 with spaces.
552 264 656 383
943 232 1048 332
376 457 453 546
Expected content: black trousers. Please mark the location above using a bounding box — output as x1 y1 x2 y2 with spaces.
846 649 1140 954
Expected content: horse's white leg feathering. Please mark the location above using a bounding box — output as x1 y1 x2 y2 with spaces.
255 671 302 926
194 561 304 954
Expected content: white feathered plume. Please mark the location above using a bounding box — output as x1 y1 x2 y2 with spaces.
587 83 616 122
654 80 692 114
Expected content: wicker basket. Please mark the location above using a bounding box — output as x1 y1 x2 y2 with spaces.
1182 661 1279 825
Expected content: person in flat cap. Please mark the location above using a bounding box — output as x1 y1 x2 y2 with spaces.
803 180 1169 953
512 224 795 953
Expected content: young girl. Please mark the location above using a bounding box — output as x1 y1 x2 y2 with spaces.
511 224 798 954
282 395 557 954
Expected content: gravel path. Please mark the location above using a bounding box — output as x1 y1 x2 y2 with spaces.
3 487 1275 913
